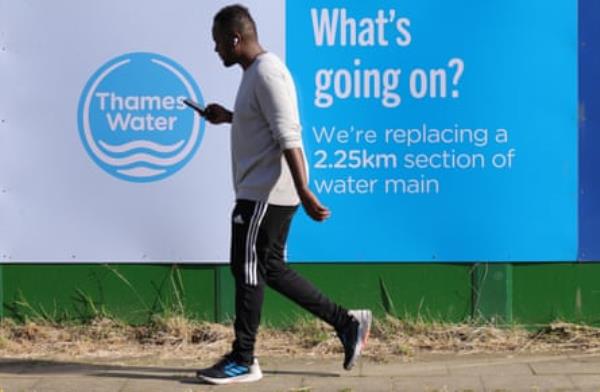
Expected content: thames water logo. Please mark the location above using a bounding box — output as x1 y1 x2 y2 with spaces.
77 52 205 182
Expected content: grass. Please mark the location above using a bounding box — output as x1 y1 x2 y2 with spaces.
279 316 332 348
379 276 397 318
4 264 192 325
5 269 600 361
3 313 600 363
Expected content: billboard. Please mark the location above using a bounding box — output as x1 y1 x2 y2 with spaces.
0 0 284 262
287 1 578 262
0 0 579 263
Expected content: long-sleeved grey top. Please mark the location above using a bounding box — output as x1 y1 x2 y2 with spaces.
231 52 305 206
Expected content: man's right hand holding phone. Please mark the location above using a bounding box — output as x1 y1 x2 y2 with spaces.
184 99 232 125
203 103 233 124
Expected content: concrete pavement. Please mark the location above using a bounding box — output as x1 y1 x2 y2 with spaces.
2 353 600 391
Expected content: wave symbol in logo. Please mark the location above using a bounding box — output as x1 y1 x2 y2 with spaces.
77 52 205 182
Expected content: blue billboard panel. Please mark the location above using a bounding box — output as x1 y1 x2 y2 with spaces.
578 0 600 261
287 1 578 262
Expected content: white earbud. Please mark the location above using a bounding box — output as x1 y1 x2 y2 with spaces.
233 37 239 46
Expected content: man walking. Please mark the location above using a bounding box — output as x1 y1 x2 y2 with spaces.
196 5 372 385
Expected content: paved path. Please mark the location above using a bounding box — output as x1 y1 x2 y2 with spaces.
2 353 600 391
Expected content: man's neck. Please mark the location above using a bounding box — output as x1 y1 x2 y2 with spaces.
239 43 266 70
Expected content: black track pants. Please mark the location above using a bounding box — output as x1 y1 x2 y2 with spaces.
229 199 351 364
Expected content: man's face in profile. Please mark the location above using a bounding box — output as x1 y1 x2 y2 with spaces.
212 23 236 67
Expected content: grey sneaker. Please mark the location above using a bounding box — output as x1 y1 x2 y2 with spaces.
337 309 372 370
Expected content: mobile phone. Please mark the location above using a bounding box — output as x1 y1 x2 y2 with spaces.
183 98 205 115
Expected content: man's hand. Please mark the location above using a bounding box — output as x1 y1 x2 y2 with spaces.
298 187 331 222
283 148 331 222
203 103 233 124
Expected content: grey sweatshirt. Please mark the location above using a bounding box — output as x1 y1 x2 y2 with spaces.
231 52 304 206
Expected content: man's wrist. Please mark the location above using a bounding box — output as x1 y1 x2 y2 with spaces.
297 186 311 198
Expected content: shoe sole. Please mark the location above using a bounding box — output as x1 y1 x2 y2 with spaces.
197 372 263 385
345 310 372 370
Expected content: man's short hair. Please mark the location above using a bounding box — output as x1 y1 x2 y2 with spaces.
214 4 258 40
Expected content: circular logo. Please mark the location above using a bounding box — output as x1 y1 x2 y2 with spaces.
78 52 205 182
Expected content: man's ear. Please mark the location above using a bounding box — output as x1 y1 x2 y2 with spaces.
232 33 242 47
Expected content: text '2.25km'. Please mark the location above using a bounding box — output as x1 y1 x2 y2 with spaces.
313 149 398 170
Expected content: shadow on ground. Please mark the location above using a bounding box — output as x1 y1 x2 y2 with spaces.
0 358 340 386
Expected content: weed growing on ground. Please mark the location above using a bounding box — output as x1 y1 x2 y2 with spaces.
3 314 600 362
5 268 600 361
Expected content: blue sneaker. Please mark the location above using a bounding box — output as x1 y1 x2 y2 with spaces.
196 355 263 385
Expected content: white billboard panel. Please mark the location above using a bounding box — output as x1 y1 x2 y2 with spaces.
0 0 284 262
